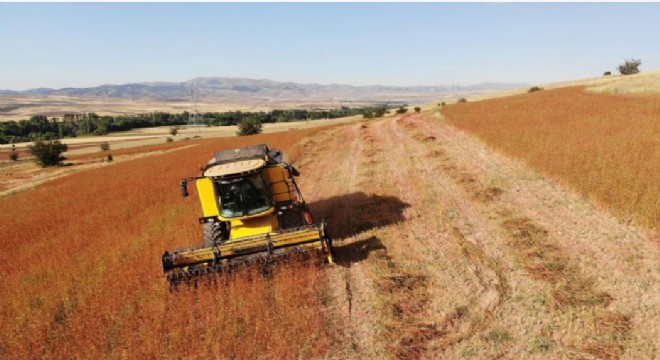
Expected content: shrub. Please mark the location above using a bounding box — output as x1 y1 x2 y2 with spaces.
457 98 468 103
363 107 387 118
528 86 544 93
373 107 387 118
9 145 18 161
107 154 113 162
396 106 408 114
237 118 263 136
533 337 553 352
414 107 421 113
485 329 512 342
618 58 641 75
166 137 173 143
603 71 612 76
99 142 110 151
28 140 68 167
169 127 179 136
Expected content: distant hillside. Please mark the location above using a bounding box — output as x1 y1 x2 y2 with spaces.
0 77 529 120
0 77 528 102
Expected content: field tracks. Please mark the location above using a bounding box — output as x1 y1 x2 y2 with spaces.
294 111 658 359
400 112 657 359
295 117 513 357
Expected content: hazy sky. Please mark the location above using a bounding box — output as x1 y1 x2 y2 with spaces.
1 3 659 90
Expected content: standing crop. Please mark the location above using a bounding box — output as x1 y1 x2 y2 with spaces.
442 86 660 228
0 128 333 358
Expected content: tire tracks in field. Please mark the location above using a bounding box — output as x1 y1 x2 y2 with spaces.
352 121 446 359
294 112 656 359
384 116 510 356
305 118 510 358
400 112 654 359
294 124 387 357
296 120 478 358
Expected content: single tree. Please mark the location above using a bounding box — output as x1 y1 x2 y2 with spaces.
603 71 612 76
169 127 179 136
237 118 263 136
528 86 543 93
457 98 468 103
396 106 408 114
373 107 387 118
9 145 19 161
618 59 641 75
28 140 68 167
414 107 421 113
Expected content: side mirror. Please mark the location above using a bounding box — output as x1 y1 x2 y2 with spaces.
180 179 189 197
290 166 300 177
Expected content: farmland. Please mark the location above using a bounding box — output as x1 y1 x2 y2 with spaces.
0 128 334 358
0 117 361 197
442 86 660 228
1 87 658 359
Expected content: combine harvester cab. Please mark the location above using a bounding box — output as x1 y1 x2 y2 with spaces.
162 144 333 284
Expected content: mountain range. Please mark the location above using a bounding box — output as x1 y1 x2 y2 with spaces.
0 77 528 103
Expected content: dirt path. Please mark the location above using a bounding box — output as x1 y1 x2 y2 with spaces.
293 112 658 359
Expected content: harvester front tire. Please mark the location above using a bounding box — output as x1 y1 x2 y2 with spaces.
203 222 226 247
322 220 334 263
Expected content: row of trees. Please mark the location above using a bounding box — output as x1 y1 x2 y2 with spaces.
206 107 368 126
0 107 382 144
0 112 189 144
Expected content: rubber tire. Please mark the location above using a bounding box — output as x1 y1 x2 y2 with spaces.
203 222 225 247
323 221 333 253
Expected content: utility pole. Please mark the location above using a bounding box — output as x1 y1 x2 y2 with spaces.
188 83 203 126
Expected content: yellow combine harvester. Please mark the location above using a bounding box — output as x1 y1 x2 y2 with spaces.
162 144 333 284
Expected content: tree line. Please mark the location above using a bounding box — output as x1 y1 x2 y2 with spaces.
0 107 383 144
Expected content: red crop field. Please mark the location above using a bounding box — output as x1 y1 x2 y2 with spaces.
0 127 334 359
442 87 660 228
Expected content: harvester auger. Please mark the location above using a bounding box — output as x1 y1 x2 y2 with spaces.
161 144 334 285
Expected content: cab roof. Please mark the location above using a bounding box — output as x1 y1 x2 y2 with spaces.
204 158 266 178
213 144 269 165
204 144 286 176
